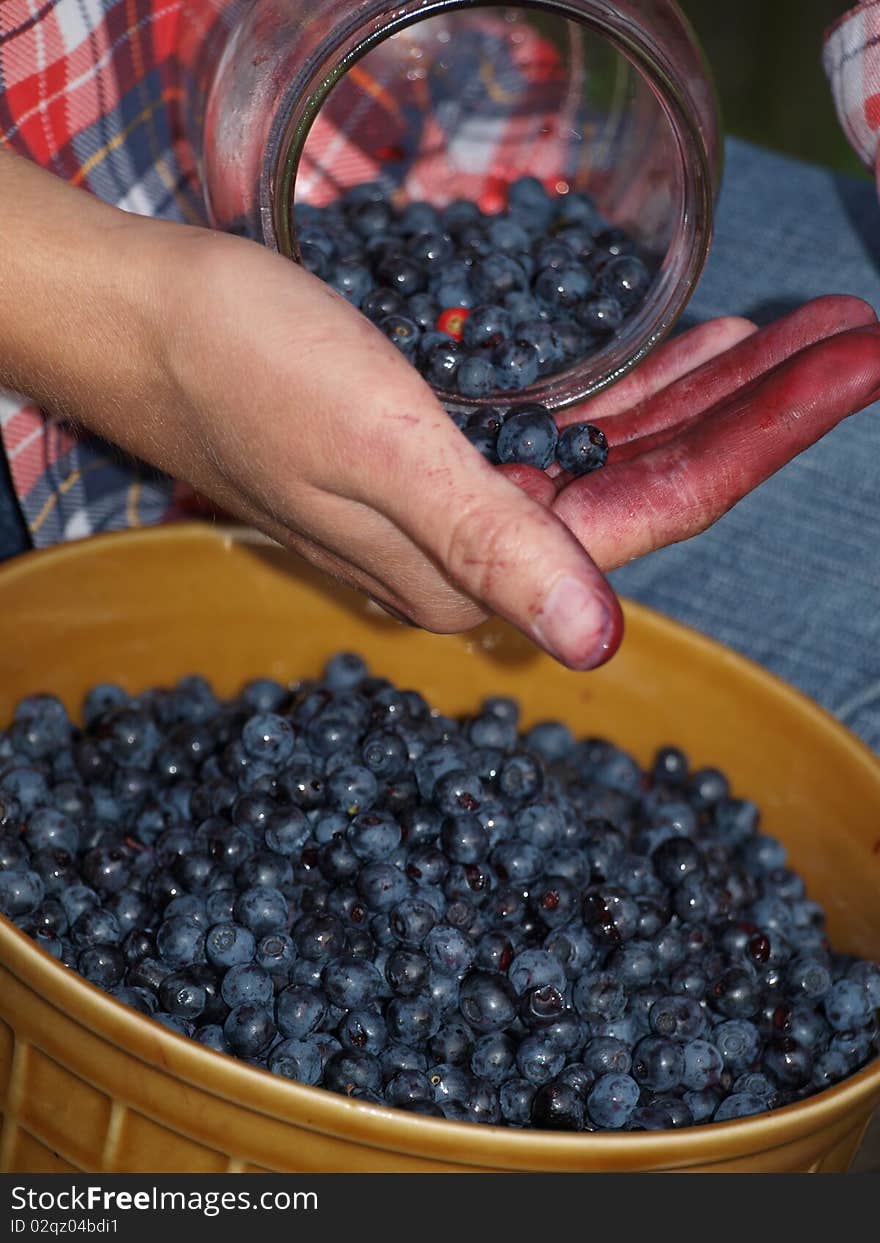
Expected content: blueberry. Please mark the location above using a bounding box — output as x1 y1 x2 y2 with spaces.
356 862 409 912
632 1036 684 1092
384 947 429 997
72 905 122 947
456 355 497 399
382 1068 432 1109
223 1003 276 1057
515 1035 565 1086
429 1022 473 1068
649 994 705 1040
605 942 658 990
710 966 761 1018
582 886 641 943
421 924 472 977
1 767 49 813
811 1047 854 1090
321 957 383 1009
507 176 550 211
686 766 730 811
234 886 288 936
380 1043 428 1084
379 314 421 356
155 915 205 969
83 684 129 728
680 1038 724 1091
459 970 516 1033
0 833 30 874
535 264 593 311
23 808 79 856
713 1092 767 1122
471 254 529 302
219 961 273 1008
530 1080 585 1131
504 948 563 997
158 969 208 1019
153 1012 195 1038
78 944 125 990
586 1073 640 1129
385 896 434 945
0 869 45 918
503 290 542 325
713 1018 761 1073
464 1079 501 1124
534 239 576 272
471 1032 517 1086
275 984 326 1039
513 320 564 370
823 977 874 1031
361 286 407 323
112 984 159 1016
651 836 702 888
375 254 426 299
499 1077 536 1125
555 423 608 476
553 191 601 231
338 1008 389 1055
422 340 462 389
98 709 161 770
597 255 651 310
460 305 512 351
492 341 540 393
267 1037 323 1085
329 262 373 307
406 293 441 332
499 746 543 802
481 216 528 253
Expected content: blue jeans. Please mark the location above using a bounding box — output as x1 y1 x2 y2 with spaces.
2 137 879 748
611 138 880 752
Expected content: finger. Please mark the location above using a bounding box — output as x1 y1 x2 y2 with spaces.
556 316 758 431
496 462 557 507
364 418 624 670
553 323 880 570
200 474 493 634
284 487 492 633
597 294 878 452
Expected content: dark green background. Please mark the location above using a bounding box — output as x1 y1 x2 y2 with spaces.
679 0 865 176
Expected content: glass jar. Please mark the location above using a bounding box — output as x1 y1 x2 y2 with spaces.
179 1 721 410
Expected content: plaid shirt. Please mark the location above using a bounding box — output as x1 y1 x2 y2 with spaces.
0 0 207 545
0 2 872 550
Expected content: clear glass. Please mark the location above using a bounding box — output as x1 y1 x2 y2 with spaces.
180 1 722 410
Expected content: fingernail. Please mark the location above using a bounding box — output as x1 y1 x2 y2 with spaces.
533 576 617 669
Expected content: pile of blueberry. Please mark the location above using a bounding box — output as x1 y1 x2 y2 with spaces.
451 402 609 474
1 656 878 1133
295 177 653 400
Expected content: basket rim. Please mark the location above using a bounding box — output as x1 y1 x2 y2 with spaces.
1 523 878 1169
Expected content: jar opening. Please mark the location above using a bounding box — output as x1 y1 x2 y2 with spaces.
269 1 717 409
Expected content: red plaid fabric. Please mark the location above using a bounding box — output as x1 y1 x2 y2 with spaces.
824 2 880 184
0 0 207 546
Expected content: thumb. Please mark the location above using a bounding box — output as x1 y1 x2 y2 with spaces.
372 415 624 670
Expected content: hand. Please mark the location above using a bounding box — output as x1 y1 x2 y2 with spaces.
2 154 879 675
518 298 880 572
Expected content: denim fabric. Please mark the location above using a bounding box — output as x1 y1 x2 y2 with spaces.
2 137 879 748
612 138 880 752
